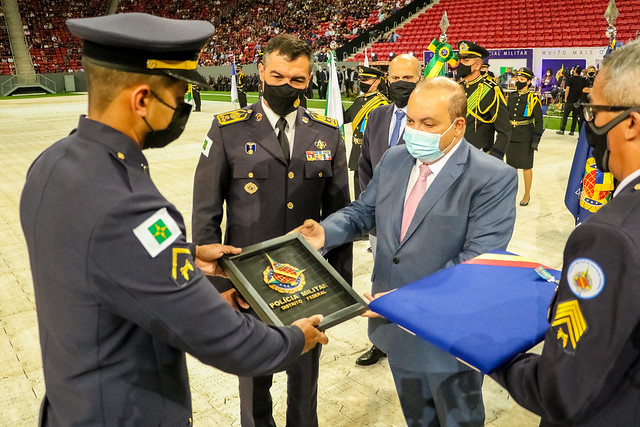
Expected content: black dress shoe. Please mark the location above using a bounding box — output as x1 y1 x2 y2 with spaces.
568 132 575 136
556 130 564 135
356 345 387 366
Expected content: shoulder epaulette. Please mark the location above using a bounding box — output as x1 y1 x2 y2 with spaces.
216 108 252 126
480 77 497 89
372 91 390 103
307 111 338 128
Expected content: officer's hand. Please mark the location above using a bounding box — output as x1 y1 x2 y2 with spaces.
531 140 539 151
292 314 329 354
220 288 250 310
289 219 325 250
195 244 242 277
361 290 396 318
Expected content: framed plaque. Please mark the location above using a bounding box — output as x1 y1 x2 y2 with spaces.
219 233 367 330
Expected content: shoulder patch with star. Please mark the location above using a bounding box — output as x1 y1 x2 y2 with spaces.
307 111 338 128
216 109 252 126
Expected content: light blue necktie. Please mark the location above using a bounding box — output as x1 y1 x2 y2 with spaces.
389 109 405 147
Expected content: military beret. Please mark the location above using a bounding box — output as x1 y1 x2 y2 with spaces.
67 13 214 88
358 66 384 79
517 67 534 79
457 41 490 59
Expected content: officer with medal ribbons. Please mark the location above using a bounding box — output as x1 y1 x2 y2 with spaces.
343 65 389 198
19 13 328 426
505 67 543 206
457 41 511 159
493 40 640 425
192 34 352 427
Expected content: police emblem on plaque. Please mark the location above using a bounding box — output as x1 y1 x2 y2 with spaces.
263 253 306 294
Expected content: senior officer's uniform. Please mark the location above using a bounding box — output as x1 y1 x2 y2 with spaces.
493 174 640 425
458 41 511 159
505 67 543 170
19 14 305 426
343 66 389 198
192 99 352 426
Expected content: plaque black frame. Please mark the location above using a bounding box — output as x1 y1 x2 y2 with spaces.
219 233 367 330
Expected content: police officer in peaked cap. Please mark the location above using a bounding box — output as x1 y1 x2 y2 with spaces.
457 40 511 159
20 13 327 426
343 65 389 198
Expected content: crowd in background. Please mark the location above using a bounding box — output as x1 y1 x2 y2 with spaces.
1 0 403 75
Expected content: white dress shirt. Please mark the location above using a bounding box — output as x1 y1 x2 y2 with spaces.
613 168 640 198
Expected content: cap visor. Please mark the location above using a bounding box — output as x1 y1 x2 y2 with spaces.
164 69 213 90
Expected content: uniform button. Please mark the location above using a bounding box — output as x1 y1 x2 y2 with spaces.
117 152 125 160
288 171 294 179
248 172 254 178
318 172 323 177
287 202 294 209
393 257 399 264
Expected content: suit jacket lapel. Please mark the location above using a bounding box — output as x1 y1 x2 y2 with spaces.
397 141 470 250
389 148 415 247
251 102 288 165
291 109 319 165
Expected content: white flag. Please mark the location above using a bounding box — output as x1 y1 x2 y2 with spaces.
230 59 239 103
325 51 344 128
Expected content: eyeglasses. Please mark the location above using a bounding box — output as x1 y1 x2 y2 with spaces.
578 103 640 135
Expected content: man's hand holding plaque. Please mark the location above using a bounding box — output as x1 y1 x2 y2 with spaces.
195 244 242 277
290 219 325 250
292 314 329 354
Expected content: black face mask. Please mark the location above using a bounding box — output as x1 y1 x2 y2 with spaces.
359 80 372 94
263 81 306 116
585 121 611 173
588 72 595 77
456 63 473 79
515 81 528 91
142 92 192 150
388 80 416 108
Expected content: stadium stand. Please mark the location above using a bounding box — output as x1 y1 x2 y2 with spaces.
0 4 16 75
1 0 636 76
17 0 106 74
117 0 400 66
350 0 639 62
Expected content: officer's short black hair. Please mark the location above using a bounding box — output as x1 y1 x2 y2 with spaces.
263 34 313 72
83 58 177 113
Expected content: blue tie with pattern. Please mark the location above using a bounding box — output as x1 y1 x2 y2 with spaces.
389 109 405 147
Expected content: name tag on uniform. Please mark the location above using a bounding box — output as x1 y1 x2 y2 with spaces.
305 150 332 161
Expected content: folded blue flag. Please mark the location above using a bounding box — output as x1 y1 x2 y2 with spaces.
369 250 559 374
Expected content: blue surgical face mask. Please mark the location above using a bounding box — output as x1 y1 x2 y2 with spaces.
403 121 457 163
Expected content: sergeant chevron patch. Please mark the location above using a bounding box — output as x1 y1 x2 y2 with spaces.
551 300 587 353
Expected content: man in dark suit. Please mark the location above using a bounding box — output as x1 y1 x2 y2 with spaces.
317 65 329 99
295 77 518 426
493 39 640 426
192 34 352 427
356 53 421 366
19 14 327 426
